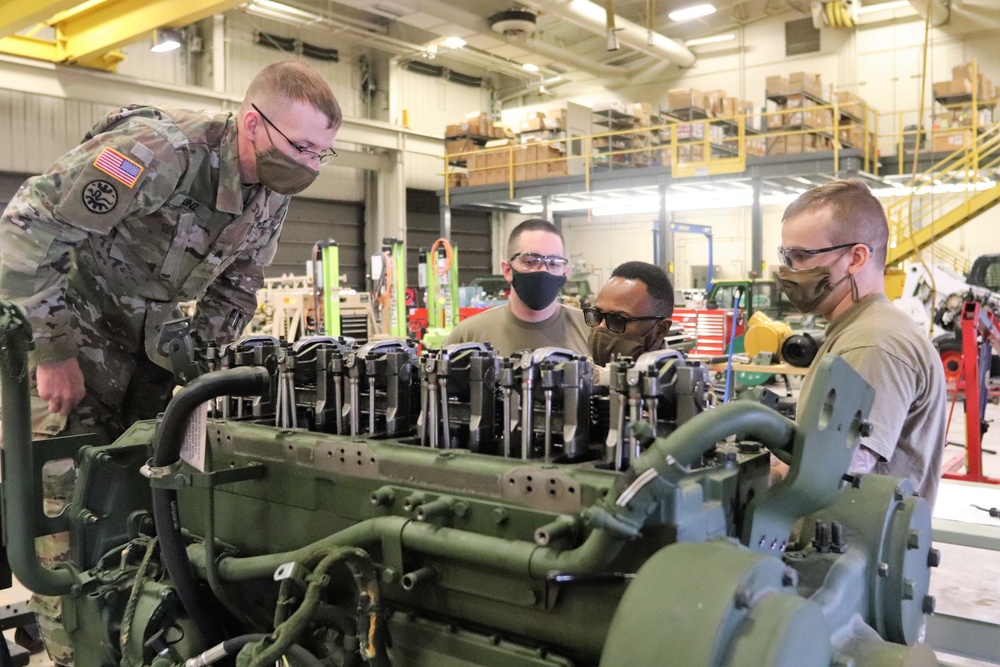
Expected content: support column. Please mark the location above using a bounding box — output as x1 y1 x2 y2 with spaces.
658 181 673 282
542 194 551 222
751 178 763 278
377 149 407 245
440 204 451 240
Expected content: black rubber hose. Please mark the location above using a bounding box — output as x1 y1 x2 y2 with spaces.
151 367 271 649
0 301 77 596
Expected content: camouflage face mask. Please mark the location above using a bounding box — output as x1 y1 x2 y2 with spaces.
255 146 319 195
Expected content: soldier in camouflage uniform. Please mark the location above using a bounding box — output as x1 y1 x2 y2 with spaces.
0 60 341 664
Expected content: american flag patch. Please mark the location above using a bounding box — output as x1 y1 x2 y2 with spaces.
93 147 144 188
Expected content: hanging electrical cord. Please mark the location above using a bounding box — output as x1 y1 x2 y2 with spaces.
906 3 939 338
723 288 745 402
376 251 395 336
428 238 455 277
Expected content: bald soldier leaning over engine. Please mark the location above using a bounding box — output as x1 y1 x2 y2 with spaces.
0 60 341 664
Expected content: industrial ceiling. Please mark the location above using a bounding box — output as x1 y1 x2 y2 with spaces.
0 0 990 86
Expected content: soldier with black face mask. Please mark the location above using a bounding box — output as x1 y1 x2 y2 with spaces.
585 261 675 366
443 218 588 356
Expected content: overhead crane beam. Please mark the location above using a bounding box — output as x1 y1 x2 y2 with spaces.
0 0 82 39
0 0 245 71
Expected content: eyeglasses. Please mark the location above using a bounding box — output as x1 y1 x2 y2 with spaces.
776 242 870 268
583 307 668 334
509 252 570 273
251 103 338 164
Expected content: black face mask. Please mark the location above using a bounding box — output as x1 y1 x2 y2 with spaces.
587 321 662 366
510 268 567 311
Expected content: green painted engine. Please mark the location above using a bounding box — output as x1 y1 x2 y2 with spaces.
0 301 939 667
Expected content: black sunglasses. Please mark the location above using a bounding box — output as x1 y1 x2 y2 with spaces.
583 307 667 334
251 103 337 163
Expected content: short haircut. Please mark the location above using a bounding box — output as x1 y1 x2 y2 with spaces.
507 218 564 258
611 261 675 317
781 178 889 268
241 60 342 131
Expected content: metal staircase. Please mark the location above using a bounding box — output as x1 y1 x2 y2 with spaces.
886 124 1000 268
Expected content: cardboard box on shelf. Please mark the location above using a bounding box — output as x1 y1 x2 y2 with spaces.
545 158 570 177
746 137 766 157
445 138 475 155
704 89 726 116
788 72 823 97
631 102 652 125
978 73 993 99
935 79 973 97
519 118 545 132
467 153 486 186
666 88 707 111
485 147 510 168
720 97 738 117
766 75 787 97
465 112 491 135
932 128 974 152
766 136 785 155
952 64 974 82
445 123 467 138
677 145 706 163
447 171 467 188
838 125 866 147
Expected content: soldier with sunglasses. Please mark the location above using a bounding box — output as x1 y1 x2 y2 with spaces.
443 218 588 356
584 261 675 366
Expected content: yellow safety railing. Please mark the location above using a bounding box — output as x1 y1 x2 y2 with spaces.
884 125 1000 267
440 98 881 204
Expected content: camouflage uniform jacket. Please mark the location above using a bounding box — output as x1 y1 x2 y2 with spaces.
0 105 290 368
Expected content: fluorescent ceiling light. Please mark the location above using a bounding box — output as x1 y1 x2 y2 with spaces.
443 36 466 49
151 28 182 53
523 62 540 72
856 0 911 14
247 0 323 26
684 33 735 46
668 4 716 22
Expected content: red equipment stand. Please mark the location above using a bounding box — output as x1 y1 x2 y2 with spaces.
943 301 1000 484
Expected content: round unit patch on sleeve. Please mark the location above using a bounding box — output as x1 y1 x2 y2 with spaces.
82 180 118 214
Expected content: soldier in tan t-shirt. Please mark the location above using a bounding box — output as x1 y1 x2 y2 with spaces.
777 179 946 508
444 218 588 356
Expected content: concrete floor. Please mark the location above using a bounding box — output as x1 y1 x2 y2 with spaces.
2 392 999 666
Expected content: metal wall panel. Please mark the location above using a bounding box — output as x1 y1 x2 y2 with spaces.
276 198 367 290
0 90 110 173
394 66 488 135
405 189 492 289
224 13 360 120
115 37 187 85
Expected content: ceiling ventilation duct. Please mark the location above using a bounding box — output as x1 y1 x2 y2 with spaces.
489 9 538 38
